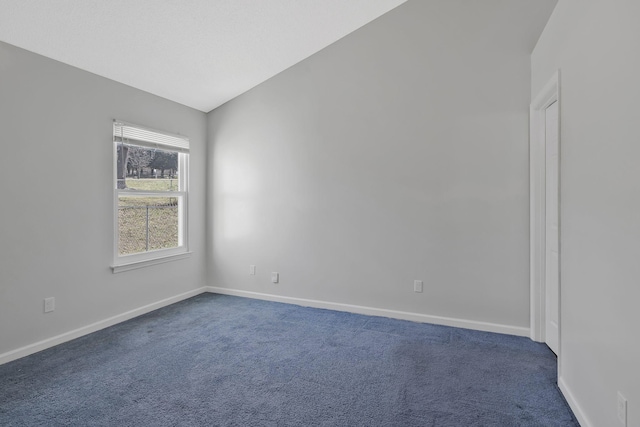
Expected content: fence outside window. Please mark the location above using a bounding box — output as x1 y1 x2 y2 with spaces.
118 204 179 255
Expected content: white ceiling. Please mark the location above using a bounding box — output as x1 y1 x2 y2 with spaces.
0 0 407 112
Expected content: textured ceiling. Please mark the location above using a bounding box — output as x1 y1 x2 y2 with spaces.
0 0 407 112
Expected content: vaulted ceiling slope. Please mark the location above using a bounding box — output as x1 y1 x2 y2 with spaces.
0 1 558 113
0 0 407 112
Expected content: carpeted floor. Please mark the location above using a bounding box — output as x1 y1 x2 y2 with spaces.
0 293 579 426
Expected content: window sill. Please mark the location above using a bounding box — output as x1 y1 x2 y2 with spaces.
111 252 192 274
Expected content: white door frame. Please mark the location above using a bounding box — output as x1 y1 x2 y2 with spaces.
530 70 561 361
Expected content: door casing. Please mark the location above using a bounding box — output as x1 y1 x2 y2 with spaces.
530 70 561 372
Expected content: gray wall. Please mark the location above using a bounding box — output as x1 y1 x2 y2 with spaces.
0 42 207 357
532 1 640 426
207 0 540 330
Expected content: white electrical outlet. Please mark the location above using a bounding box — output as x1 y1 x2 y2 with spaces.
617 391 627 426
414 280 423 293
271 272 279 283
44 297 55 313
249 265 256 275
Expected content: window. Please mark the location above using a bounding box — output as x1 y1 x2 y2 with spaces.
112 120 190 272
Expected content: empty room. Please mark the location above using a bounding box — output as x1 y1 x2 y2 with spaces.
0 0 638 426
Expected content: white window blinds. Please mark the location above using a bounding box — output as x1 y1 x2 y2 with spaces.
113 120 189 153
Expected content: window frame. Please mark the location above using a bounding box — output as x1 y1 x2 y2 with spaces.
111 121 191 273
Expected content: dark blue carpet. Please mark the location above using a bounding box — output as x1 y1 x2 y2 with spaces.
0 293 579 426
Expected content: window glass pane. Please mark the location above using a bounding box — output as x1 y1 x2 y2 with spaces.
116 143 179 191
118 196 180 256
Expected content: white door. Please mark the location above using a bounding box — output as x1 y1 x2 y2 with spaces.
544 100 560 355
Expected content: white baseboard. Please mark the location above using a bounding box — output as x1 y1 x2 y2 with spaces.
559 376 593 427
1 286 531 367
205 287 530 337
0 287 207 366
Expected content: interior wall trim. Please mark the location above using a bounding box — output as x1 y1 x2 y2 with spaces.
559 376 594 427
0 287 207 366
206 287 530 337
0 285 533 367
